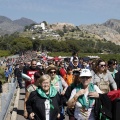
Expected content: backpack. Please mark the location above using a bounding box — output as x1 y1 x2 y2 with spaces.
96 78 110 93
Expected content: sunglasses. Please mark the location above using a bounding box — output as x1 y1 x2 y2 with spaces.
113 63 117 65
50 71 56 74
99 64 106 67
81 76 91 79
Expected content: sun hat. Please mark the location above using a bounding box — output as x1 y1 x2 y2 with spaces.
45 64 57 73
80 69 92 77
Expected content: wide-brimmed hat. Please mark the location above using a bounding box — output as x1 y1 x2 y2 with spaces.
45 64 57 73
80 69 92 77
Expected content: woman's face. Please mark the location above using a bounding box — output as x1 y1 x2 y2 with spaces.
98 62 106 72
80 76 91 87
112 61 117 69
49 69 56 79
41 79 50 92
68 69 72 74
73 61 78 66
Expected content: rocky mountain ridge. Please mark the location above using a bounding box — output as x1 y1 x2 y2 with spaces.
0 16 120 44
0 16 36 35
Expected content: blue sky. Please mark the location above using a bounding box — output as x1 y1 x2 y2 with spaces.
0 0 120 25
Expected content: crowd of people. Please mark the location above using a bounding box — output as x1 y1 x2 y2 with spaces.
2 50 120 120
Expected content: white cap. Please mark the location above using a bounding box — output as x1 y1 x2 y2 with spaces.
37 62 41 66
80 69 92 77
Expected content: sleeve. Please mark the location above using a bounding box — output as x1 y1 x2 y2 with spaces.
61 76 68 88
69 88 76 100
56 92 62 113
108 71 117 89
94 85 103 93
62 86 72 106
14 68 18 77
23 66 27 74
26 91 36 114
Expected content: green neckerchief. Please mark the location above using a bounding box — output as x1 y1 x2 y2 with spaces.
37 85 57 109
76 83 95 109
51 75 59 86
111 69 117 79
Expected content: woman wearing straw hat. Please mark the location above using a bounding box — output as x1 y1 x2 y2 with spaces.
46 64 68 95
46 64 68 120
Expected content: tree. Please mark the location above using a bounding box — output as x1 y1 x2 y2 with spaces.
10 37 33 53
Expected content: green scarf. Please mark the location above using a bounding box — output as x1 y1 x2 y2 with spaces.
37 86 57 109
76 83 95 109
51 75 59 86
111 69 117 79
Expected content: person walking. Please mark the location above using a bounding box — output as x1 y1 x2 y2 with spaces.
14 64 23 89
91 59 117 93
26 74 61 120
67 69 103 120
4 67 9 82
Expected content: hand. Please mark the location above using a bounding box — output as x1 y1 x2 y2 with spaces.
57 113 60 119
88 92 99 98
77 89 86 96
61 91 65 95
29 112 35 120
23 111 28 119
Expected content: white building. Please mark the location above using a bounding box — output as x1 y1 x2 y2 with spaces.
33 22 45 30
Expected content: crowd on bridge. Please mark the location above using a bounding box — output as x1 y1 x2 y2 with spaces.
1 50 120 120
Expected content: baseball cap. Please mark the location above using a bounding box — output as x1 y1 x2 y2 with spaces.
80 69 92 77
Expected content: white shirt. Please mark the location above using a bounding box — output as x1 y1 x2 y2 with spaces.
69 85 102 120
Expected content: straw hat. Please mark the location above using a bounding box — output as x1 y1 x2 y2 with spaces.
45 64 57 73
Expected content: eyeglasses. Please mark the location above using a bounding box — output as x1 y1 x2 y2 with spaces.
99 64 106 67
50 71 56 74
42 82 50 85
81 76 91 79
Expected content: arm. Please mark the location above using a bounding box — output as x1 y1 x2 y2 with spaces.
108 72 117 90
26 91 36 119
61 77 68 95
62 86 72 106
24 91 30 118
67 88 85 108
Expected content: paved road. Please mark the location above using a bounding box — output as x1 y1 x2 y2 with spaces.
16 88 26 120
16 88 69 120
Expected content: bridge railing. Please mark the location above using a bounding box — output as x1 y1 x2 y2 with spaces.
0 78 17 120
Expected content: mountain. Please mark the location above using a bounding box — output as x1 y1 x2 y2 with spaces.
103 19 120 33
13 17 37 26
0 16 12 23
0 16 37 35
78 19 120 45
0 15 120 45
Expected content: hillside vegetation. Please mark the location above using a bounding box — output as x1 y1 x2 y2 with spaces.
0 16 120 61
